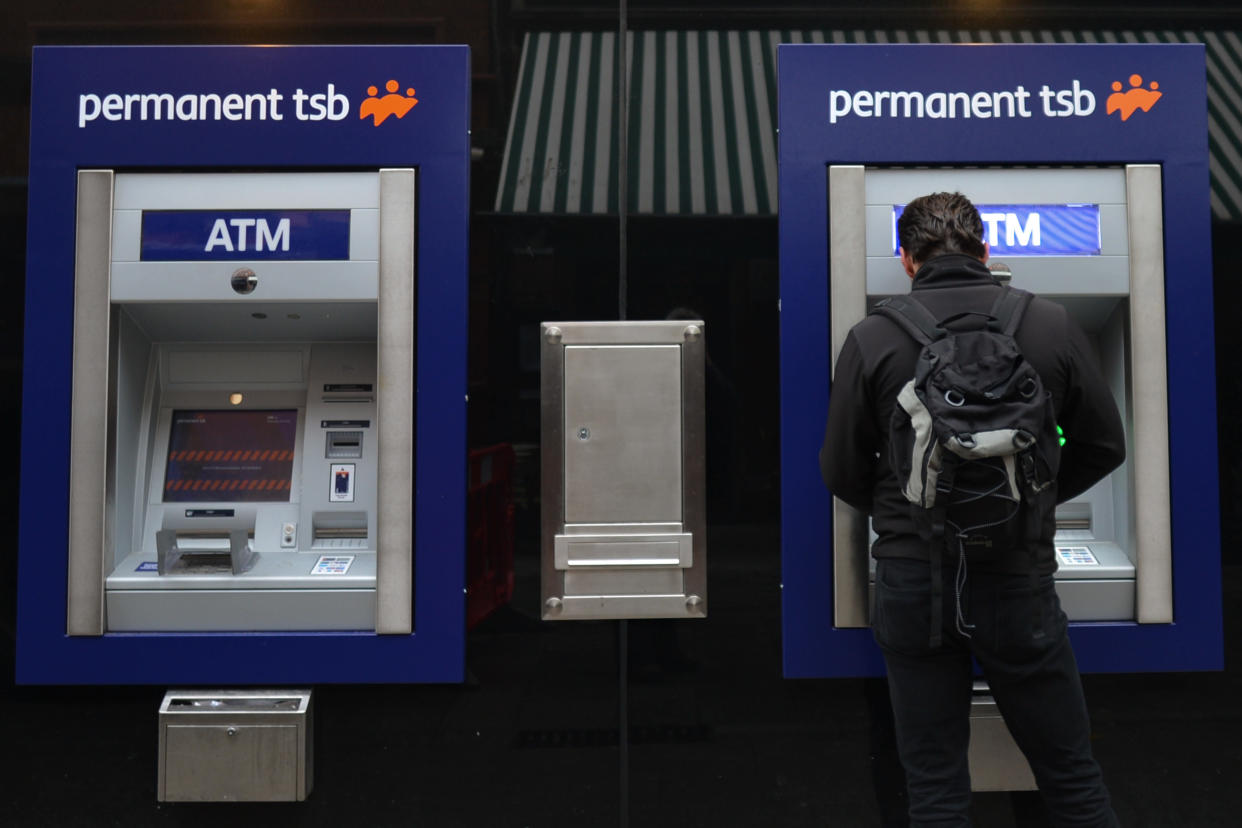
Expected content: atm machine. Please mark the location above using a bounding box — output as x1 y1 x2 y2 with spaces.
18 45 469 684
827 165 1169 629
778 43 1222 681
73 170 412 634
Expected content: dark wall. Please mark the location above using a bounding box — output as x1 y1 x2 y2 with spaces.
1213 219 1242 565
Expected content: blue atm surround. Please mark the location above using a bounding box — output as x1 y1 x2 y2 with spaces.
778 44 1222 677
18 46 469 684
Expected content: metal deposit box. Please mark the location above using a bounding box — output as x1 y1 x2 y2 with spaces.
541 321 706 620
158 689 313 802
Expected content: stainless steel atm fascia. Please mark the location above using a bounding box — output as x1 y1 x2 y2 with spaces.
827 164 1172 628
541 321 707 620
67 169 416 635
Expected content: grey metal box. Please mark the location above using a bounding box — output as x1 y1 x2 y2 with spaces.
541 321 707 621
158 689 313 802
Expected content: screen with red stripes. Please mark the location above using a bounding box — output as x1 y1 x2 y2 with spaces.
164 410 298 502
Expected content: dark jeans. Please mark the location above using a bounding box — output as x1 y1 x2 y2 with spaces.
872 557 1118 828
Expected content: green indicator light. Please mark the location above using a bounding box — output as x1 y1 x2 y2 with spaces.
1056 424 1066 447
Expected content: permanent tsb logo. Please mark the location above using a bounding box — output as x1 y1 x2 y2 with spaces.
826 73 1163 125
1106 74 1162 121
360 80 419 126
77 79 421 129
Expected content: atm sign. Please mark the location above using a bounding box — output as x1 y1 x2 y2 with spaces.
892 203 1102 257
141 209 351 261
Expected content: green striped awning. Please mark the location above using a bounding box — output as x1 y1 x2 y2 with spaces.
495 30 1242 220
495 31 777 216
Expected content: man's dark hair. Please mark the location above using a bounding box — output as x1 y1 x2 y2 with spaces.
897 191 986 264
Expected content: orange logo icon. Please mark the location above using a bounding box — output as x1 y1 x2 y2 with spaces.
1106 74 1162 121
360 80 418 126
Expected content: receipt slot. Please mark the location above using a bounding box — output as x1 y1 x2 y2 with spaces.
828 165 1168 627
68 170 413 633
541 322 707 620
778 43 1221 678
18 45 468 684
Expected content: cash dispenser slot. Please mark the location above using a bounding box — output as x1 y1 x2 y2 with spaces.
312 512 368 549
1056 503 1092 534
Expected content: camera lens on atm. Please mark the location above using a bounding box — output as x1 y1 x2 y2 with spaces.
231 267 258 294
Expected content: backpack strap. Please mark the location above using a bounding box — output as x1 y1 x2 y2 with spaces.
870 295 943 346
1019 447 1058 641
926 455 959 649
987 286 1034 337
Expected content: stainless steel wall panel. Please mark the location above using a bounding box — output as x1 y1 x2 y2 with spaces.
542 321 706 620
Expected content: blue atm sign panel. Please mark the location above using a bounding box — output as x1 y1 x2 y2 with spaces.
778 43 1219 678
141 210 351 261
20 45 470 685
892 204 1102 257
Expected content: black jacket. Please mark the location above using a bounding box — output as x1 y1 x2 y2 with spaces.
819 254 1126 571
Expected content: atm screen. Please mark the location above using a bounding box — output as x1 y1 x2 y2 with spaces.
164 410 298 502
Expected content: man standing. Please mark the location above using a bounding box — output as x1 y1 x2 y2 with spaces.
821 192 1125 826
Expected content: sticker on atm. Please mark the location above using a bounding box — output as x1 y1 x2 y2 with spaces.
1056 546 1100 566
330 463 356 502
311 555 354 575
892 203 1102 257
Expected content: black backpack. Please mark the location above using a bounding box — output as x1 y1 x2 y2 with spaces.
870 287 1060 645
